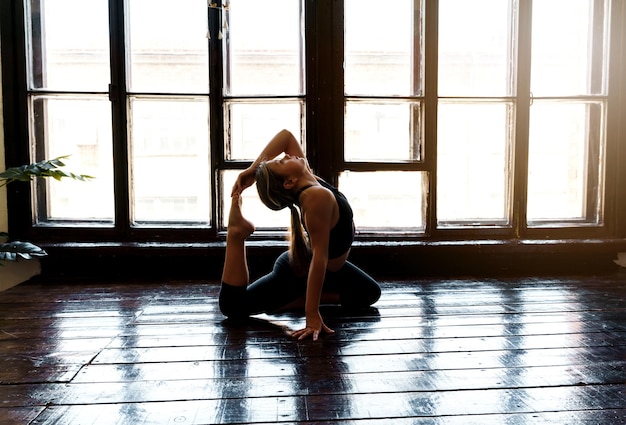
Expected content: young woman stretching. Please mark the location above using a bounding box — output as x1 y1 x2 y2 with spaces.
219 129 381 341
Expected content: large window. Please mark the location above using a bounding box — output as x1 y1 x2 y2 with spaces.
1 0 623 246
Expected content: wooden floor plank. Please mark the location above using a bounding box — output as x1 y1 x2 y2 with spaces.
0 407 45 425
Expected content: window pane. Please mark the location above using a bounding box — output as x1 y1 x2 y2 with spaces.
221 171 290 230
531 0 609 96
130 98 210 223
437 102 512 225
339 171 427 230
345 101 422 162
27 0 110 91
32 96 114 221
127 0 209 94
345 0 422 96
227 101 303 161
527 101 605 224
438 0 516 97
225 0 303 96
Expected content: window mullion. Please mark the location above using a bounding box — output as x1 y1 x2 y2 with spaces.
512 0 532 238
584 0 610 225
28 0 49 223
109 0 131 238
607 0 626 238
424 0 438 237
209 0 224 237
306 0 341 186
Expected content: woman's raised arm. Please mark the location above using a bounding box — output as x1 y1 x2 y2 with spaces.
231 129 306 195
254 129 305 164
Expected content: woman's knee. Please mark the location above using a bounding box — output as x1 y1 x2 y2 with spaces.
341 281 380 307
363 281 382 305
329 263 381 307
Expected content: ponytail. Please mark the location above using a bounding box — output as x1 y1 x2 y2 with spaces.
256 163 311 275
287 204 311 276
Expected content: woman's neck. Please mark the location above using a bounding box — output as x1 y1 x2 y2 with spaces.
293 174 320 193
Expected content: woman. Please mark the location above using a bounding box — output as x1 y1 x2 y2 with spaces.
219 129 381 341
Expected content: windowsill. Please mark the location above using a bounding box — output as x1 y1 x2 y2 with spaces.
36 238 626 281
39 237 626 252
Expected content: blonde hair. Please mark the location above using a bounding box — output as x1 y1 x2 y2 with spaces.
256 162 310 275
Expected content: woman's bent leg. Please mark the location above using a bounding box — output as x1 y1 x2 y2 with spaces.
324 261 381 308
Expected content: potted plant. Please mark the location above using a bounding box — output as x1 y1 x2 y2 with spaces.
0 156 92 288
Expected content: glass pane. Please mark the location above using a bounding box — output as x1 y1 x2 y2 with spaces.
437 102 512 225
130 98 210 223
531 0 609 96
339 171 427 230
27 0 110 91
32 96 114 221
345 101 422 162
227 101 303 161
221 171 290 230
225 0 303 96
345 0 422 96
127 0 209 93
438 0 516 97
527 101 605 224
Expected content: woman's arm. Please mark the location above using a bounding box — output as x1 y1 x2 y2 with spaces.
253 129 305 168
231 129 306 195
292 188 336 341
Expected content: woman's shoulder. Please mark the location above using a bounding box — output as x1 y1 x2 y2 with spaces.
298 183 335 208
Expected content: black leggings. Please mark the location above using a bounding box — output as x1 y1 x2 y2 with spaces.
219 251 381 319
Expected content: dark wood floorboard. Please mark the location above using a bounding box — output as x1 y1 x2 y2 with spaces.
1 272 625 424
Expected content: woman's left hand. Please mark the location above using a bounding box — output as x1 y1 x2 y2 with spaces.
231 167 258 196
292 311 335 341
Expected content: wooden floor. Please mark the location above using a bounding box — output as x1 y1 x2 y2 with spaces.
1 272 626 424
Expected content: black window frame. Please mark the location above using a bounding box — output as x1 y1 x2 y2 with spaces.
1 0 626 265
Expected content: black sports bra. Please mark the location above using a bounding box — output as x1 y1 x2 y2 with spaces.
296 178 355 259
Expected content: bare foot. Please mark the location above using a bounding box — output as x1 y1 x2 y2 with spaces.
227 194 255 239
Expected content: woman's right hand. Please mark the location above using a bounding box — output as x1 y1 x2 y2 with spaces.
292 310 335 341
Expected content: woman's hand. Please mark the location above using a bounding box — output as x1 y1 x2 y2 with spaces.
292 310 334 341
231 166 258 196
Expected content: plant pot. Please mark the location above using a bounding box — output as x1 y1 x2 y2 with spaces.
0 258 41 291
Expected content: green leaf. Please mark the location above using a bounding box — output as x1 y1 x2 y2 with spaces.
0 241 48 263
0 156 91 265
0 155 94 188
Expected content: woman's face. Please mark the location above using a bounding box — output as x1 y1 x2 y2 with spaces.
266 154 306 179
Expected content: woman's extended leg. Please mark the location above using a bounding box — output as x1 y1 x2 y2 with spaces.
220 194 255 287
219 195 256 319
219 195 306 319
